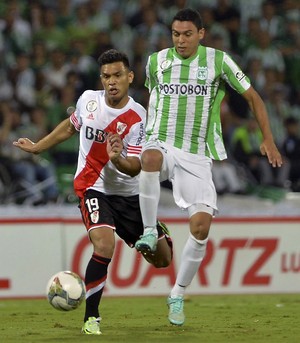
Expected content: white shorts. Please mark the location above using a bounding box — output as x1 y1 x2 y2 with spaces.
143 140 218 215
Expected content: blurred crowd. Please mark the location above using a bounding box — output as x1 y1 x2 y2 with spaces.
0 0 300 205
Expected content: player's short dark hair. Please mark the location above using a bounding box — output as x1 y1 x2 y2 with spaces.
97 49 130 69
172 8 203 30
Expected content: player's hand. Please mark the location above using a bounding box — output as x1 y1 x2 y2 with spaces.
260 139 283 167
106 133 123 162
13 137 37 153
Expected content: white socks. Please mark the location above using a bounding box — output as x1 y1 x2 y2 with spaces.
170 234 208 298
139 170 160 234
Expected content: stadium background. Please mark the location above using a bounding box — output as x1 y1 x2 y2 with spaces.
0 0 299 298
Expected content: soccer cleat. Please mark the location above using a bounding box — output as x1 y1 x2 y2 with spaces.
167 295 185 326
157 220 170 236
82 316 102 335
135 232 158 254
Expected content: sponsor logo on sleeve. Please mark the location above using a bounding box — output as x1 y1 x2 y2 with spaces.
235 72 246 82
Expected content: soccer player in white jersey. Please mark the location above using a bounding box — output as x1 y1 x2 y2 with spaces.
13 49 173 335
135 8 283 326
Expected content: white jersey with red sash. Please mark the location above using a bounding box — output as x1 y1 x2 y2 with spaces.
70 90 146 198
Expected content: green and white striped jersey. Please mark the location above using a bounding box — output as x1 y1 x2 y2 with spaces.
145 45 251 160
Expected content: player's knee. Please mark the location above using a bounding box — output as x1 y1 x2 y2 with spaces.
91 237 114 257
190 219 210 240
141 149 163 170
189 206 213 240
94 244 114 258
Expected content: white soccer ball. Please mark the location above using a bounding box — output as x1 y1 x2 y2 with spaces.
46 271 86 311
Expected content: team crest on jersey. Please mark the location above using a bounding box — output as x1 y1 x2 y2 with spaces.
197 67 208 80
116 122 127 135
90 210 99 223
86 100 97 112
160 59 172 70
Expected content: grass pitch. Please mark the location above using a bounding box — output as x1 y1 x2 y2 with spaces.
0 294 299 343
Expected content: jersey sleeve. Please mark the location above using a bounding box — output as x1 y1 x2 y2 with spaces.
126 110 146 158
221 52 251 94
144 54 158 93
144 55 151 91
70 94 83 131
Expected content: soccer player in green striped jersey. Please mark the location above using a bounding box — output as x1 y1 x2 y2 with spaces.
135 8 283 326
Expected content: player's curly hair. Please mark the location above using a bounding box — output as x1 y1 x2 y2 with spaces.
97 49 130 69
172 8 203 30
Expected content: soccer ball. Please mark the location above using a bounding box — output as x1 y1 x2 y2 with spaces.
46 271 86 311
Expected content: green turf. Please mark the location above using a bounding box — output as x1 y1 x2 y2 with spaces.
0 294 299 343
